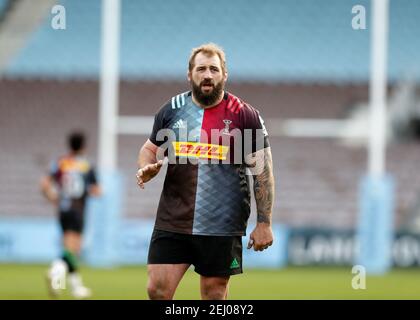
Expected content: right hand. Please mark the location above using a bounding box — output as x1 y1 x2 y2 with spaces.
136 160 163 189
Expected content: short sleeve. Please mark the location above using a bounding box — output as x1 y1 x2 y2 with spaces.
86 167 98 186
243 106 270 156
149 102 171 147
49 160 59 180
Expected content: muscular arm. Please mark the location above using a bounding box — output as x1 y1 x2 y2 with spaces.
136 139 164 189
137 139 159 168
253 148 275 224
245 147 275 251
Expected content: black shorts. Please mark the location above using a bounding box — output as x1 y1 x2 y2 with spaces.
59 210 84 233
148 229 243 277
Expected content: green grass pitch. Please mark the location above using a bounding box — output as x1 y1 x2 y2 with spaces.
0 264 419 300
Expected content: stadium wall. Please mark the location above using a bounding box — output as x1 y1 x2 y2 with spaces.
0 217 288 269
1 217 419 268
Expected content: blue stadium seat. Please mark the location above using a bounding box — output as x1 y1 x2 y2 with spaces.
0 0 9 17
5 0 420 82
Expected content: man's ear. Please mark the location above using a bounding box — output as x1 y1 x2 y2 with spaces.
187 71 192 82
224 71 228 82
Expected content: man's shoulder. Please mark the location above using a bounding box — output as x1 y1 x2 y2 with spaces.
169 91 191 110
56 155 69 166
50 155 68 174
55 155 94 172
225 91 259 115
76 156 94 171
159 91 191 112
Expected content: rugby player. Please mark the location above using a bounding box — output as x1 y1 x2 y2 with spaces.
136 43 275 300
40 132 101 299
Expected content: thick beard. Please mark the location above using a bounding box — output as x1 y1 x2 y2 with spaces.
191 80 224 107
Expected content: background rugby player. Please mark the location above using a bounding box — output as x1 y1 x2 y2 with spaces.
41 132 101 299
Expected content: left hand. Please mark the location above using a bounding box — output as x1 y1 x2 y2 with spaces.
247 223 274 251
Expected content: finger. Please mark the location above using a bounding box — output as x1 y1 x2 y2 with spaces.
156 160 163 168
247 239 254 249
144 163 158 173
261 243 271 250
137 178 144 189
254 244 267 251
261 242 272 250
153 161 163 171
142 165 152 173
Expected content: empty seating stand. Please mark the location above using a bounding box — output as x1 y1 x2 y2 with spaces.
4 0 420 82
1 79 420 230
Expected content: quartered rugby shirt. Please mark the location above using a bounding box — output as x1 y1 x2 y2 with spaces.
149 91 269 236
49 155 98 213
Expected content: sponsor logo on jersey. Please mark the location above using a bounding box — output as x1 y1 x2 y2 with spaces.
172 119 186 129
173 142 229 160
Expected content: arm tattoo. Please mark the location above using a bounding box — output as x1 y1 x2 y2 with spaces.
253 148 275 224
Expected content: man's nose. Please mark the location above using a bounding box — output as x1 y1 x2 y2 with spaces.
203 68 213 79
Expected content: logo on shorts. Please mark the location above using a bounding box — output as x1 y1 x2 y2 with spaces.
230 258 240 269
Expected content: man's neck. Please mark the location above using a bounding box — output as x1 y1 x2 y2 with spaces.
192 91 224 109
